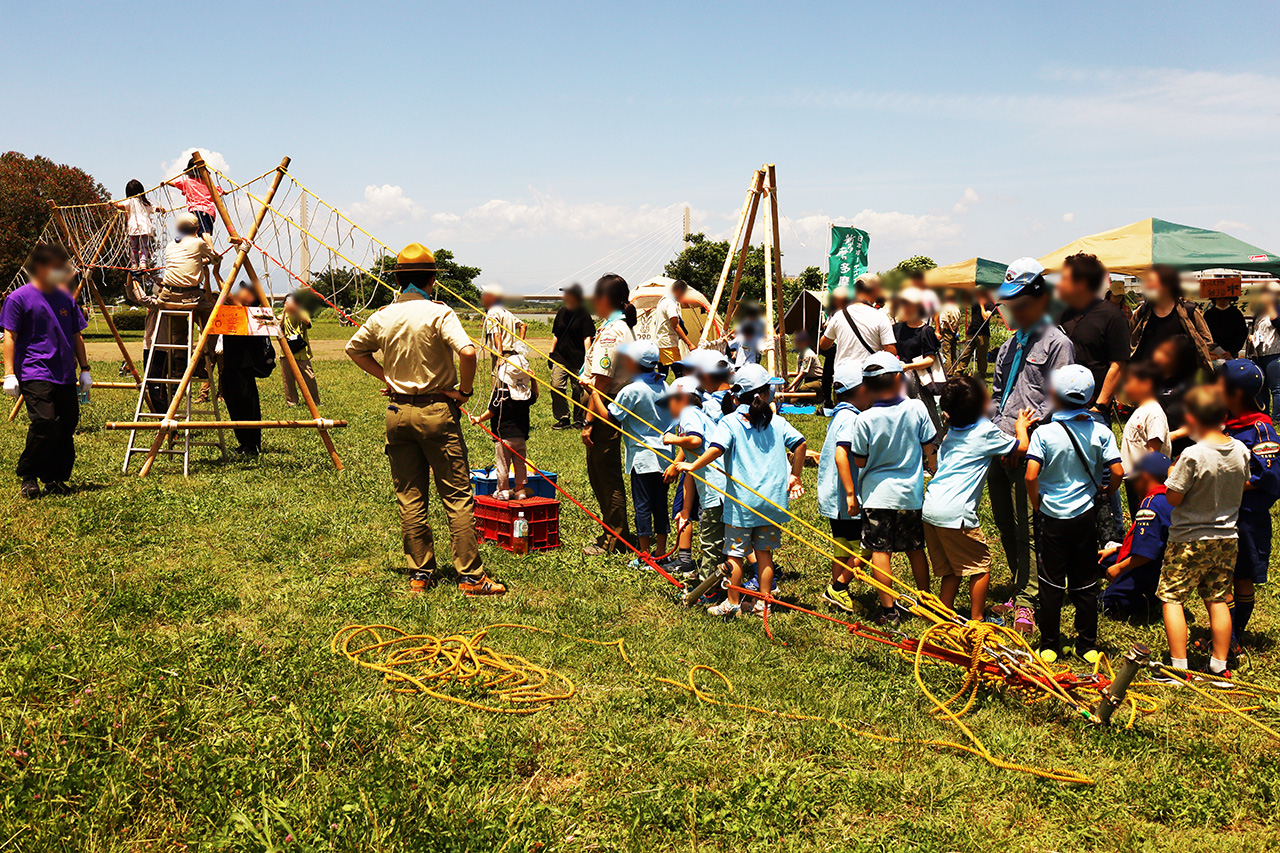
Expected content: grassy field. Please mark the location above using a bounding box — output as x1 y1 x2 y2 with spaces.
4 314 1280 851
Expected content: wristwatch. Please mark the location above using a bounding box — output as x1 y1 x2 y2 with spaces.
457 386 473 398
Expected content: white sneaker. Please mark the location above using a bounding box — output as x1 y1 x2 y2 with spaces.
494 489 512 501
707 600 740 618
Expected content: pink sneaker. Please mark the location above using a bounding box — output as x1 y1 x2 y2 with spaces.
1014 607 1036 634
992 599 1016 616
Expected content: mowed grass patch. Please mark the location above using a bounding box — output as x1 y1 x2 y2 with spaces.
1 335 1280 850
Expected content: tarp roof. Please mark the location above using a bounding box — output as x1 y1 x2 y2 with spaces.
1039 218 1280 277
923 258 1007 289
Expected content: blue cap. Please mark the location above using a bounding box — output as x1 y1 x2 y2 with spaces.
1050 364 1095 406
657 375 700 402
862 351 903 377
618 340 660 370
1136 451 1171 481
997 257 1047 301
675 349 708 371
731 363 772 396
832 364 864 394
1219 358 1265 397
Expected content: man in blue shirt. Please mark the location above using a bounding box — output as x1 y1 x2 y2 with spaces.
851 352 937 625
1101 452 1173 621
1025 364 1124 663
1217 359 1280 650
986 257 1075 635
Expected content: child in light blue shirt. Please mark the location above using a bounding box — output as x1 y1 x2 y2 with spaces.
818 364 873 614
850 352 937 626
608 341 673 557
678 364 806 619
921 375 1033 622
1025 364 1124 663
661 376 727 581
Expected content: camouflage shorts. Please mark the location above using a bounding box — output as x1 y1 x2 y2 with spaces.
1157 538 1237 604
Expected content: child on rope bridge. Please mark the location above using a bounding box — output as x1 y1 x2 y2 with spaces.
1215 359 1280 655
1160 386 1251 675
818 364 872 614
109 179 165 278
660 374 727 584
922 375 1034 624
1024 365 1124 665
468 347 537 500
163 155 223 248
677 364 807 619
607 340 672 558
851 352 937 627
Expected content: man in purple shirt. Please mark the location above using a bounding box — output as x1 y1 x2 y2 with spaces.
2 244 91 498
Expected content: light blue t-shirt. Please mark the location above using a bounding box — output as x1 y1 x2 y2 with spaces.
702 389 730 423
922 418 1018 529
817 403 860 520
709 408 806 528
1025 409 1122 520
676 404 725 509
608 373 671 475
851 397 937 510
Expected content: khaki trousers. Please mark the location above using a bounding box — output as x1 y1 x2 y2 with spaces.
586 421 632 551
385 401 482 581
283 357 321 406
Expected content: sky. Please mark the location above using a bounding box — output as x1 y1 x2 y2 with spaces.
5 1 1279 293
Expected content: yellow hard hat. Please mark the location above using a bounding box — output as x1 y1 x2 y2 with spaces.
396 243 437 273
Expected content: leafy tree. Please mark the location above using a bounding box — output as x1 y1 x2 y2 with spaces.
881 254 937 291
0 152 108 288
663 232 781 314
433 247 481 309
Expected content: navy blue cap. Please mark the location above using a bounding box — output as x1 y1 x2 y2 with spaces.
1136 451 1171 481
1218 358 1265 398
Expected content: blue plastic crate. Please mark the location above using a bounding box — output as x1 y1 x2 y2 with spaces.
471 467 557 498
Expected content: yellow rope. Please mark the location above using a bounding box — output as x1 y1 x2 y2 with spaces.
333 623 1095 784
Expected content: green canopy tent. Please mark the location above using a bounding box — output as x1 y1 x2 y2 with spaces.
1039 218 1280 276
923 257 1008 289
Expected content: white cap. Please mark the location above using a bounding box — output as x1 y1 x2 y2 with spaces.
481 283 505 298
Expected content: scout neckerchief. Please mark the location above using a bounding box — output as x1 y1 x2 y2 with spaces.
999 317 1049 410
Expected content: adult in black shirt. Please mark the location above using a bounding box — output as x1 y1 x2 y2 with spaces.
1203 297 1248 358
219 283 275 456
1056 252 1130 412
965 289 995 377
549 283 596 429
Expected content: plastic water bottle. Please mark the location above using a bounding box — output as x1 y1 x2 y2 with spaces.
78 387 90 406
512 511 530 555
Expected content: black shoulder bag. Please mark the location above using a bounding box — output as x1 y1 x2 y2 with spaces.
841 305 876 355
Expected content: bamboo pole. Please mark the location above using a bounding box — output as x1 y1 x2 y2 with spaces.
192 149 341 469
698 170 762 345
108 419 347 430
721 171 764 332
136 156 291 477
766 164 788 383
762 186 777 375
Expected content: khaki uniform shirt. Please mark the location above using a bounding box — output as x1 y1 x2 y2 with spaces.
160 236 219 291
345 292 472 395
581 313 635 396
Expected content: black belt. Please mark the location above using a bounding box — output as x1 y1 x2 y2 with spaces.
388 392 454 405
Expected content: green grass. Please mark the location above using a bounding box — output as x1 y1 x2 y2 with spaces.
3 328 1280 851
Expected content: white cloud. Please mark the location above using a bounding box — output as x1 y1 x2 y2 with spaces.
785 66 1280 138
952 187 980 215
427 189 696 242
1062 212 1075 223
1214 219 1253 233
160 147 229 178
348 184 425 226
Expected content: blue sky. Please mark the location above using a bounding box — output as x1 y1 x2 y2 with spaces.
5 1 1279 292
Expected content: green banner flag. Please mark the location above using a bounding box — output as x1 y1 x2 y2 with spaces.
827 225 869 293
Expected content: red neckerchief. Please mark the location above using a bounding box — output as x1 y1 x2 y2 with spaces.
1225 411 1273 431
1117 484 1168 562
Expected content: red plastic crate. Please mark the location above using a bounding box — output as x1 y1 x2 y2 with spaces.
473 495 561 552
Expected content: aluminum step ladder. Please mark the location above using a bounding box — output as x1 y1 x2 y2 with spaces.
122 309 227 476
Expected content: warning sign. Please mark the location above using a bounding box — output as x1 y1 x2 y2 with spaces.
1199 276 1242 300
208 305 281 337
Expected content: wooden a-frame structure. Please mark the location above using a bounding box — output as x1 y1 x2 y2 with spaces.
697 164 790 382
104 153 347 475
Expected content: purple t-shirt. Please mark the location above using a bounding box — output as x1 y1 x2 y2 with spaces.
1 283 87 384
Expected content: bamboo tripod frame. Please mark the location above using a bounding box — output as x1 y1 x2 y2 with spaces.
7 203 148 422
103 153 346 475
696 164 790 382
